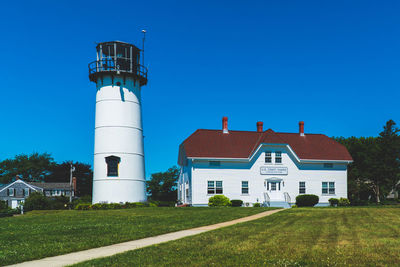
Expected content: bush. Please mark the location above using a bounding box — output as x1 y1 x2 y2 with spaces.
74 203 91 210
296 194 319 207
0 208 18 218
231 199 243 207
329 198 339 207
0 200 8 210
149 200 176 207
49 196 69 210
338 197 350 206
208 195 231 207
24 192 50 211
253 203 261 207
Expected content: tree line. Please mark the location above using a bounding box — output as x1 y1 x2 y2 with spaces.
1 120 398 204
335 120 400 204
0 153 93 196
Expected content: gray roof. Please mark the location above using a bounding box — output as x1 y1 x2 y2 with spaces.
29 182 71 190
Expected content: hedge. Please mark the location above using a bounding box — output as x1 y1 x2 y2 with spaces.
208 195 231 207
329 198 339 206
296 194 319 207
338 198 350 206
230 199 243 207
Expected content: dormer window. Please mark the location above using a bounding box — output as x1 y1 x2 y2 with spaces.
105 156 121 177
275 151 282 163
265 151 272 163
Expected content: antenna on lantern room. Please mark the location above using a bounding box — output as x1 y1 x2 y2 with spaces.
141 29 146 67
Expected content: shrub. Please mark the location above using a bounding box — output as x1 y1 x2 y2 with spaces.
0 200 8 210
49 196 69 210
24 192 50 211
153 201 176 207
0 208 18 218
74 203 91 210
296 194 319 207
329 198 339 207
208 195 231 207
231 200 243 207
253 203 261 207
338 198 350 206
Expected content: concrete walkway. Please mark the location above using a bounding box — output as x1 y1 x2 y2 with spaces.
9 209 282 267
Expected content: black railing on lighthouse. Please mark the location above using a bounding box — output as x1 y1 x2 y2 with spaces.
89 58 147 85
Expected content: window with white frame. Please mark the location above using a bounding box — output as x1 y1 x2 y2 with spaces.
8 188 14 196
242 181 249 194
275 151 282 163
322 182 335 194
207 180 223 194
299 181 306 194
265 151 272 163
207 181 215 194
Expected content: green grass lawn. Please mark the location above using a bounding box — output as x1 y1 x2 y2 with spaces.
0 207 273 266
73 206 400 267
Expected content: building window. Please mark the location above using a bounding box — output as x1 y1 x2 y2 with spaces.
207 181 215 194
322 182 335 194
8 188 14 196
216 181 223 194
242 181 249 194
324 163 333 168
105 156 121 177
207 181 223 194
265 151 272 163
24 188 30 197
275 151 282 163
299 182 306 194
209 161 221 167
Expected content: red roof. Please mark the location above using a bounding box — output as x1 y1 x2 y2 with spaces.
180 128 352 162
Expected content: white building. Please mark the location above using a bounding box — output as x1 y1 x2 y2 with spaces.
178 117 352 207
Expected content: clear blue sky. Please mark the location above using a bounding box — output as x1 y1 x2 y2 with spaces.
1 0 399 177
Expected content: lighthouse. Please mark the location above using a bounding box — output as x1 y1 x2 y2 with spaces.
89 41 148 204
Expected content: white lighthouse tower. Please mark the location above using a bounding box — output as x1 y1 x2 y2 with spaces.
89 41 148 204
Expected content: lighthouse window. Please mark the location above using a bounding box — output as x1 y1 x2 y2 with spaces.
105 156 121 177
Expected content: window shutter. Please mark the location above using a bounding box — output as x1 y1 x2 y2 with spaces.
14 188 16 196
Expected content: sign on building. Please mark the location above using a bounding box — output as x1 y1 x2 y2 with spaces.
260 166 288 175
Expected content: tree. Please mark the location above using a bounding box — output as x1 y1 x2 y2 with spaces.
46 161 93 197
377 120 400 200
336 120 400 203
146 166 179 202
0 153 55 184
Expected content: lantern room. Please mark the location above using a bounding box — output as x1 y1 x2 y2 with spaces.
88 41 147 86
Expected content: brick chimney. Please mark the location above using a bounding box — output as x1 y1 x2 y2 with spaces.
299 121 305 136
257 121 263 132
72 177 77 196
222 117 229 134
15 175 20 180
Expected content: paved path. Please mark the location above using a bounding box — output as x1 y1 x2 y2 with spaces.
9 209 282 267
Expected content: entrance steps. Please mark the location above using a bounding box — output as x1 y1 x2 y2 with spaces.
268 201 291 209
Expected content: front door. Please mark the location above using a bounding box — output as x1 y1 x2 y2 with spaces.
11 200 18 209
266 180 284 201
